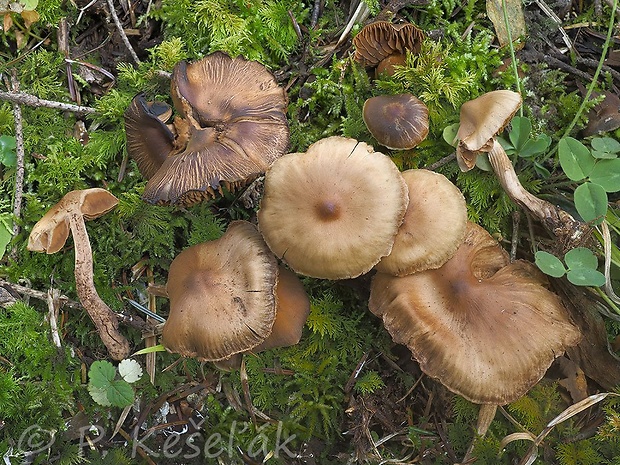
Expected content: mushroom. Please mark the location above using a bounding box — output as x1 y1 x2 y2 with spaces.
362 94 429 150
369 221 581 404
257 136 409 280
457 90 588 249
161 220 279 362
27 188 130 361
352 21 424 76
139 52 290 206
375 169 467 276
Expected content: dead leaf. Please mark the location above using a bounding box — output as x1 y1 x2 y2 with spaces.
21 9 39 27
3 12 13 32
556 356 589 403
486 0 527 49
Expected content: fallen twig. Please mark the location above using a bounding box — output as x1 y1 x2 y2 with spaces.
0 90 97 114
46 288 63 349
9 72 25 239
106 0 141 65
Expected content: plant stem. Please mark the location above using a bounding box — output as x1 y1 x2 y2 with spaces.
501 0 523 114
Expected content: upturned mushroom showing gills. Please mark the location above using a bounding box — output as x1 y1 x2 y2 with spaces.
353 21 424 76
134 51 290 206
375 169 467 276
363 94 429 150
27 188 130 361
369 222 581 404
257 136 408 280
162 221 279 362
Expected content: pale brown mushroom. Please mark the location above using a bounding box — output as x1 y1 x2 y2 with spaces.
375 169 467 276
353 21 424 76
457 90 589 249
257 136 409 280
161 221 278 362
27 188 130 361
141 52 290 206
363 94 429 150
369 222 581 404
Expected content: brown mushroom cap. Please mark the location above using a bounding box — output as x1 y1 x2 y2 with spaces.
258 136 409 280
353 21 424 68
28 188 119 254
161 220 278 362
124 93 176 180
369 222 581 404
363 94 429 150
375 169 467 276
456 90 522 171
140 52 290 206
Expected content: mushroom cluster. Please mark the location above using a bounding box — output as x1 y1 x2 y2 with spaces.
124 51 290 206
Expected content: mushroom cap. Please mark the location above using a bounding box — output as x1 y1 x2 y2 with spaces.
353 21 424 67
161 221 278 362
456 90 522 171
363 94 429 150
124 93 176 180
27 188 119 254
258 136 409 280
369 222 581 404
141 52 290 206
375 169 467 276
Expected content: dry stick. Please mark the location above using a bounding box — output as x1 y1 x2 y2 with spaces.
47 288 63 349
0 278 82 309
106 0 141 64
0 90 97 114
9 73 25 238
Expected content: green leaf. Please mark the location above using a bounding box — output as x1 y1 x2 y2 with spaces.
106 380 135 407
133 344 167 355
442 123 459 147
88 385 112 407
518 134 551 158
574 182 608 224
118 359 143 383
533 161 551 178
88 360 116 389
509 116 532 152
591 136 620 155
475 153 493 171
566 268 606 287
564 247 599 270
22 0 39 10
558 137 595 181
535 251 566 278
589 159 620 192
0 214 13 261
0 135 17 168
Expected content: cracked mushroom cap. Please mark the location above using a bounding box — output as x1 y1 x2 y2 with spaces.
369 222 581 404
363 94 429 150
375 169 467 276
161 221 278 362
142 52 290 206
27 188 119 254
456 90 522 171
124 93 176 180
353 21 424 75
258 136 409 280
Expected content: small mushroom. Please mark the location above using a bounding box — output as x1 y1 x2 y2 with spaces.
257 136 409 280
457 90 588 249
375 169 467 276
369 222 581 404
141 52 290 206
27 188 130 361
161 221 279 362
363 94 429 150
353 21 424 76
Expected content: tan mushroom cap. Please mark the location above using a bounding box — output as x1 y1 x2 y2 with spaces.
456 90 522 171
363 94 429 150
258 136 409 280
124 93 176 180
28 188 119 254
369 222 581 404
161 221 278 362
141 52 290 206
353 21 424 71
375 169 467 276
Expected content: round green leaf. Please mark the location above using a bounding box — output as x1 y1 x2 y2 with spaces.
442 123 459 147
0 135 17 168
519 134 551 158
535 251 566 278
559 137 595 181
88 385 112 407
564 247 598 270
88 360 116 389
567 268 606 287
574 182 608 224
509 116 532 152
106 380 135 407
592 150 618 160
589 159 620 192
591 136 620 155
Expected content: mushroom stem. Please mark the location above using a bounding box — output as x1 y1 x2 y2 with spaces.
69 213 130 360
487 140 590 250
